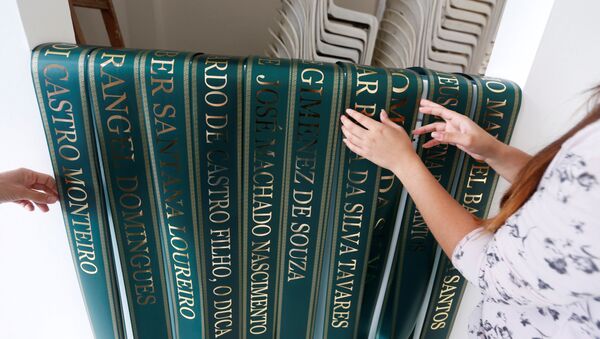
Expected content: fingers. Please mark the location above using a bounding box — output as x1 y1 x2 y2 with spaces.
0 169 59 210
339 115 369 156
34 202 50 213
10 168 58 199
342 138 366 157
14 186 58 205
14 200 34 211
420 98 443 107
340 115 368 140
31 183 58 200
412 122 446 136
418 105 459 122
419 99 463 122
341 123 364 150
420 99 453 110
431 131 473 149
28 169 58 196
380 110 402 130
422 139 441 149
345 108 380 130
13 199 50 212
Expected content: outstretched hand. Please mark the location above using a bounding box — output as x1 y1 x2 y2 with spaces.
340 108 415 173
413 99 502 161
0 168 58 212
340 99 506 174
341 102 488 259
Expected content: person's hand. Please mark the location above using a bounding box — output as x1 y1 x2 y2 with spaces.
340 108 416 173
413 99 503 161
0 168 59 212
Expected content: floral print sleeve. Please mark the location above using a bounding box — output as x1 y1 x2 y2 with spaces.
450 121 600 338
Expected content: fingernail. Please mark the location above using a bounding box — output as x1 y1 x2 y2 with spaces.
47 195 58 203
345 108 353 114
380 109 387 117
431 132 440 139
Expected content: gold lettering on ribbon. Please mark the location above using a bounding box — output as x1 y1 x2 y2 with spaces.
42 52 98 275
429 269 461 330
150 50 197 320
99 51 157 306
203 56 234 337
286 66 324 282
248 66 282 335
331 65 379 329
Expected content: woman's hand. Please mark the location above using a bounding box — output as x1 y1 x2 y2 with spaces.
413 99 503 161
341 106 482 258
0 168 59 212
340 108 416 173
414 99 532 182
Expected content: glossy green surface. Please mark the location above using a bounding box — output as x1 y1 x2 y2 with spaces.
32 45 521 339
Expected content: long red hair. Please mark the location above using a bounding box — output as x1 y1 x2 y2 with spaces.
484 87 600 231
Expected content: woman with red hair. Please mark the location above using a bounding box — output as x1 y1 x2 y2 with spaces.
341 95 600 338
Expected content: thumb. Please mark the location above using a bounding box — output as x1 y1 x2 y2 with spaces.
380 110 401 130
431 131 473 148
12 186 58 204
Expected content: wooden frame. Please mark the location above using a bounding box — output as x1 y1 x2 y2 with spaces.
68 0 124 47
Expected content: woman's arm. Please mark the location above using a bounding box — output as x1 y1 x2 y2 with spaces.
391 149 480 257
340 109 479 257
484 144 532 184
415 99 531 183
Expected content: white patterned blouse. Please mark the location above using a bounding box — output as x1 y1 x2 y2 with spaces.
452 119 600 338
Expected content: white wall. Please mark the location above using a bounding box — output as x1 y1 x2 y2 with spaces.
0 1 93 339
451 0 600 337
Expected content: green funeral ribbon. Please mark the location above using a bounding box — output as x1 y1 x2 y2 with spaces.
88 48 173 339
192 54 244 339
322 63 389 339
417 74 521 339
378 69 474 339
275 60 343 339
242 56 294 339
138 50 206 338
358 68 422 339
31 43 522 339
31 43 125 339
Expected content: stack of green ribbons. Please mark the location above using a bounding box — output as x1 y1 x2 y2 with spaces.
31 43 520 339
